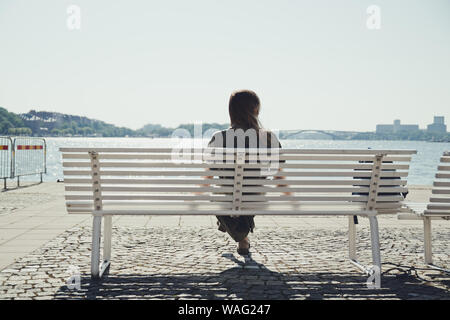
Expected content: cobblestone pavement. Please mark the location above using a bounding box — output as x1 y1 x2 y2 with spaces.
0 225 449 300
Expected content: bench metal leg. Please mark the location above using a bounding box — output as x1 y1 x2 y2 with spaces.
399 215 449 273
424 217 433 264
348 216 370 273
91 215 112 279
348 216 357 261
103 216 112 262
422 217 450 273
91 216 102 279
349 215 382 285
399 213 450 272
368 215 382 273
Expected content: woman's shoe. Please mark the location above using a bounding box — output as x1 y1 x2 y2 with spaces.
217 221 226 233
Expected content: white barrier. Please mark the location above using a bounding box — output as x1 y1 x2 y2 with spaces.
0 136 14 189
1 136 47 189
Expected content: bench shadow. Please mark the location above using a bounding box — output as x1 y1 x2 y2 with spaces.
54 253 450 300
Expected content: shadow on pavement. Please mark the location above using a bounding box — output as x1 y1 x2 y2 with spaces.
54 253 450 300
1 180 43 192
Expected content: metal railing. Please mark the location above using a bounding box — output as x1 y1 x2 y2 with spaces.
1 137 47 189
1 136 14 189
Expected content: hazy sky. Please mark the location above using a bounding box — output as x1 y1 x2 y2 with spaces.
0 0 449 131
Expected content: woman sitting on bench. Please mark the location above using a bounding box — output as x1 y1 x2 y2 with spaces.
206 90 285 255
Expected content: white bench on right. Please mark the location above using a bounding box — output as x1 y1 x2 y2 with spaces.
399 151 450 271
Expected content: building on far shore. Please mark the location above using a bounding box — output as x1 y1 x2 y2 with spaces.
376 119 419 134
427 116 447 134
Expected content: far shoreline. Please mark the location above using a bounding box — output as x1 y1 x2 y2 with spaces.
14 136 450 144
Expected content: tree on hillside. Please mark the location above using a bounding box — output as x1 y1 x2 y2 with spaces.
0 107 26 134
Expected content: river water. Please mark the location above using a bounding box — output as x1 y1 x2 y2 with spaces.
34 137 450 186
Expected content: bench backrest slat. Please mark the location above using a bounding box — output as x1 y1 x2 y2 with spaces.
426 152 450 215
60 147 416 154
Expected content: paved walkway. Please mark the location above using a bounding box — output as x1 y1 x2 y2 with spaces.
0 182 355 270
0 183 449 299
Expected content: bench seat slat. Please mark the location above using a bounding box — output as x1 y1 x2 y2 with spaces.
63 162 237 169
67 202 399 215
62 169 407 178
67 201 233 207
431 189 450 195
67 208 94 213
423 210 450 216
65 186 234 193
240 186 407 193
60 147 417 155
241 195 403 201
65 194 233 201
62 153 412 162
67 202 234 213
433 181 450 187
93 209 375 216
65 185 407 194
63 178 407 186
430 197 450 203
64 178 234 185
239 202 401 209
66 200 402 209
64 170 236 177
427 204 450 210
100 170 407 178
62 161 409 170
64 194 403 202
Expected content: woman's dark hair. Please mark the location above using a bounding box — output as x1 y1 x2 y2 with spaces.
228 90 261 130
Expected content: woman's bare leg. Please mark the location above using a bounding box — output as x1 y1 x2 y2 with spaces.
238 237 250 249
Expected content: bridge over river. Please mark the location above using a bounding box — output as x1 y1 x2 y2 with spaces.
281 130 361 140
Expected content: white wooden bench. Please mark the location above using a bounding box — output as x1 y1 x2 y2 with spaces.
60 147 416 280
399 151 450 271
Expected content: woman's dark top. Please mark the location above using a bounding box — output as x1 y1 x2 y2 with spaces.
206 127 282 241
